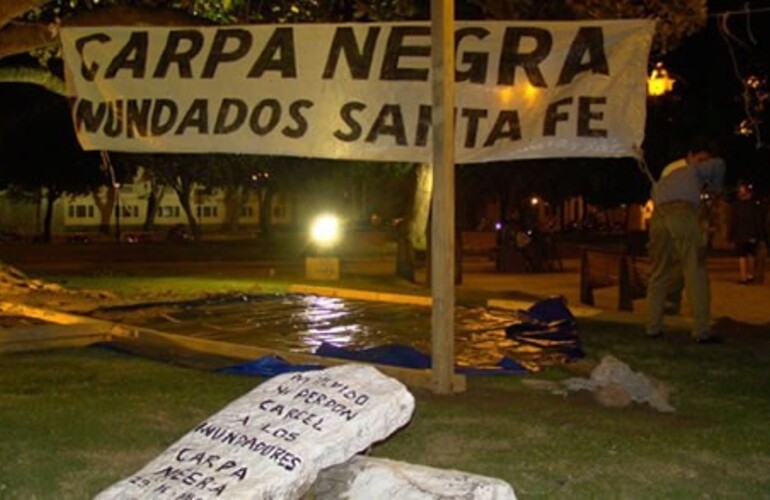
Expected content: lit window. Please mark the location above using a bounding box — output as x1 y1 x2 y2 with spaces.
197 206 218 218
159 206 180 218
73 205 91 218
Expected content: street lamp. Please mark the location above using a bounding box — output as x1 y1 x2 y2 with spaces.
114 182 121 243
305 213 342 280
647 62 676 97
309 214 341 250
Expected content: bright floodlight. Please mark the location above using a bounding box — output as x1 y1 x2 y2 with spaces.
310 214 341 248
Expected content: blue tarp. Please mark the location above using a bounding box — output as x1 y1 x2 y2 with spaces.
219 355 322 377
316 342 529 375
219 343 528 377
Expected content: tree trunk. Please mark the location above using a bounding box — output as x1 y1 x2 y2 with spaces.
178 192 200 242
143 184 164 232
395 163 433 283
222 185 242 232
91 186 115 235
175 176 200 242
258 188 274 240
409 163 432 252
41 187 58 244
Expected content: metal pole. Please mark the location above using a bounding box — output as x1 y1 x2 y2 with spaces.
115 185 121 243
430 0 456 394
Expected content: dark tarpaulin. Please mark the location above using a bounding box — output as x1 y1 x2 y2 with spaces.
504 296 585 368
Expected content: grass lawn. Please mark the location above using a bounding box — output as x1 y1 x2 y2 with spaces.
1 274 770 498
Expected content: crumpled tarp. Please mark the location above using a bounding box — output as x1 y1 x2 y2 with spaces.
504 296 584 370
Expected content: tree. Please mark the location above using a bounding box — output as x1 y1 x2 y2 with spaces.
85 152 136 236
468 0 707 54
0 82 103 242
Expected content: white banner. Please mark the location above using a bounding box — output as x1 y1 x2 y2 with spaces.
61 20 654 163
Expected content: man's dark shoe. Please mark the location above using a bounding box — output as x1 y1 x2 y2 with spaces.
694 333 723 344
663 303 681 315
645 331 664 340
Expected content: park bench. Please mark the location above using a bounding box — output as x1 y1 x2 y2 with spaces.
579 244 647 312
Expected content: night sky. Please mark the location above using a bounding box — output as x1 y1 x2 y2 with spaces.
660 1 770 190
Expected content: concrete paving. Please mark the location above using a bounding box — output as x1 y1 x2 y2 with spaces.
460 256 770 328
339 255 770 329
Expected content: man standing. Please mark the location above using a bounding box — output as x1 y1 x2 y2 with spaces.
646 143 726 343
729 181 766 284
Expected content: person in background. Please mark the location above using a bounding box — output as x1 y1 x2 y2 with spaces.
645 141 726 343
729 181 766 284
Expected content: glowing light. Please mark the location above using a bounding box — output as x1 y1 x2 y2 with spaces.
746 75 761 89
309 214 341 248
736 119 754 136
522 82 540 101
647 62 675 97
497 83 540 106
530 196 540 206
498 87 514 105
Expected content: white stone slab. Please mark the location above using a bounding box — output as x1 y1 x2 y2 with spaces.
95 364 415 499
312 456 517 500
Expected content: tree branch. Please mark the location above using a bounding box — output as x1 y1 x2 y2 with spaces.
0 0 48 31
0 22 58 60
60 5 210 27
0 5 210 61
0 66 65 95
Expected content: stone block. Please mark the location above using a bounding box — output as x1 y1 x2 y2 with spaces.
95 364 415 499
309 455 517 500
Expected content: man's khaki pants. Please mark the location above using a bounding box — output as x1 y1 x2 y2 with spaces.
646 202 711 338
